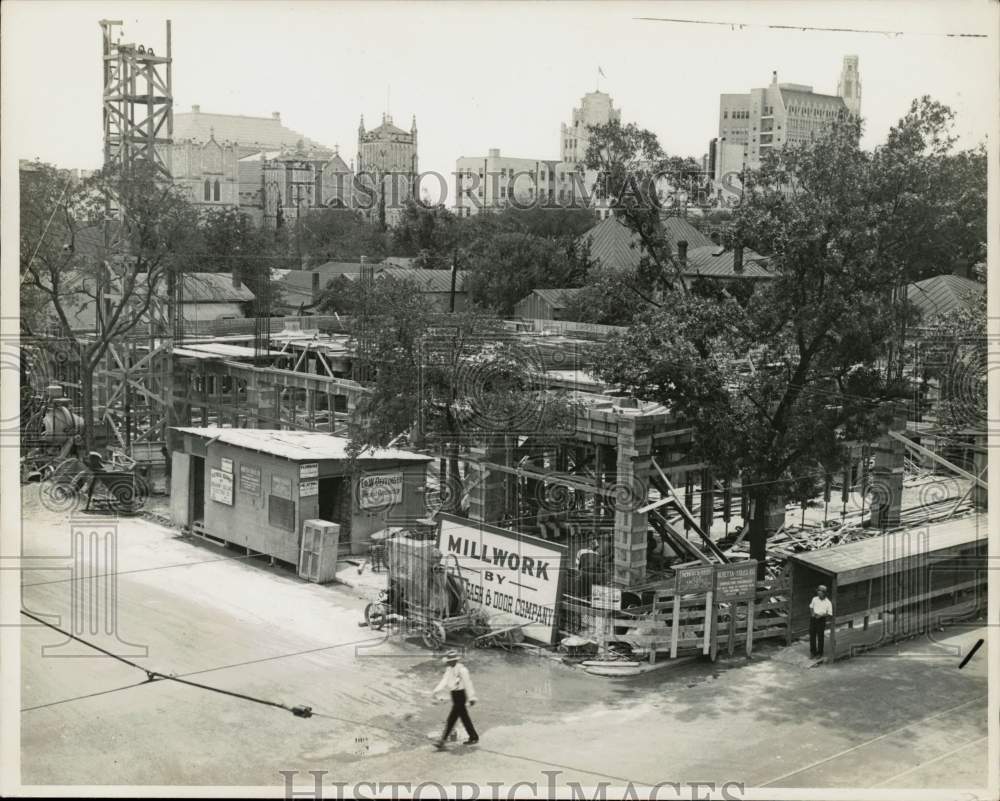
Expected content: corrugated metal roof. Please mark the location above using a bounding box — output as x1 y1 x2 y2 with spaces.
582 216 714 272
173 427 432 463
786 515 986 585
907 274 985 319
173 111 331 155
182 273 255 302
532 288 584 308
684 246 773 279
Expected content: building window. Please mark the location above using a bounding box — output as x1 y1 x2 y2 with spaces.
723 110 728 119
213 180 220 201
203 179 211 201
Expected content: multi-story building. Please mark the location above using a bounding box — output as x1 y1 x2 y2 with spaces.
356 113 418 228
714 61 857 182
171 106 354 225
560 90 621 163
454 90 622 218
170 135 241 209
837 55 862 118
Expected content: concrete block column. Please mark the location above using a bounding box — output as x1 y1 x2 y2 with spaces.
872 412 907 529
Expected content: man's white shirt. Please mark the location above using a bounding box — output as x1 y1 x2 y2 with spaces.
434 664 477 702
810 596 833 617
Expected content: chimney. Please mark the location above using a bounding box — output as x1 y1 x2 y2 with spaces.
710 231 721 246
677 240 688 268
272 111 281 121
232 270 242 289
311 271 320 295
191 104 200 113
772 70 778 85
733 244 744 273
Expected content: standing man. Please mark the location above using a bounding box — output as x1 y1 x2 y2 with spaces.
809 584 833 659
432 650 479 749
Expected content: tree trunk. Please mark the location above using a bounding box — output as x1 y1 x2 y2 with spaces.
80 363 96 456
748 486 771 580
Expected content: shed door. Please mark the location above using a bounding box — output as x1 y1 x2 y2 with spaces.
299 525 320 581
170 452 191 527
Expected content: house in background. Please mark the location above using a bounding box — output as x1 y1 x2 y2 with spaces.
513 288 584 321
272 262 470 314
906 273 985 322
581 216 772 289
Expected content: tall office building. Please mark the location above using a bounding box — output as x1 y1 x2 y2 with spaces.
837 55 862 118
715 67 849 181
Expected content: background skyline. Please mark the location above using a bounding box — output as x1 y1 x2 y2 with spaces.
4 1 995 205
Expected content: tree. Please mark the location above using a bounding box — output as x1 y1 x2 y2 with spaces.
20 160 198 452
295 207 390 264
342 276 578 512
560 269 647 326
465 232 592 316
592 100 982 575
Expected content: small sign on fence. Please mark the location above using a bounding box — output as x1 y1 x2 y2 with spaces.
714 561 757 602
676 564 715 595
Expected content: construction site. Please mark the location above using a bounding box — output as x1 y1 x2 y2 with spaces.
18 19 989 675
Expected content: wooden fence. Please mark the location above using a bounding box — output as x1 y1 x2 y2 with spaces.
559 573 792 663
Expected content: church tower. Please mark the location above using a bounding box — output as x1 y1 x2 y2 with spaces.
837 55 861 118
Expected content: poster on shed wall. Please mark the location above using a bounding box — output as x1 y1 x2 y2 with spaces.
209 468 234 506
437 514 565 644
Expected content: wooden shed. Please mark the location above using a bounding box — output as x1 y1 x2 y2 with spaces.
513 288 584 321
168 427 432 561
786 515 987 660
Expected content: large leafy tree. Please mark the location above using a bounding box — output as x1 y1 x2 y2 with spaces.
590 99 984 574
20 160 198 451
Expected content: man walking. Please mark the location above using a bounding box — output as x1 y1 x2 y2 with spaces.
432 650 479 749
809 584 833 659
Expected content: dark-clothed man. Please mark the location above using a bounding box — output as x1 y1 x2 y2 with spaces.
809 584 833 659
433 650 478 749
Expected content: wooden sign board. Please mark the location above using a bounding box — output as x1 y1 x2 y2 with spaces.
220 457 233 474
300 463 319 479
299 479 319 498
676 564 715 595
239 464 261 495
271 475 293 501
714 561 757 602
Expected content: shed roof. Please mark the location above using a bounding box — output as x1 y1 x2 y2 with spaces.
582 216 719 273
685 245 773 279
787 515 986 585
173 427 432 463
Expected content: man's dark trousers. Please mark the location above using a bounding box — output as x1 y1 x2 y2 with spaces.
441 689 478 741
810 616 829 657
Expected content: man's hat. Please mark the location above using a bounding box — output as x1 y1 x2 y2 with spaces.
443 649 460 662
817 584 828 592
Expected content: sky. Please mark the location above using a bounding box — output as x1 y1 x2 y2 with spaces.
2 0 997 205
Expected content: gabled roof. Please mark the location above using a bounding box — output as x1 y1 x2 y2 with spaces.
530 288 584 308
581 216 713 272
360 267 469 293
684 245 773 279
907 274 985 319
173 110 331 155
181 273 255 303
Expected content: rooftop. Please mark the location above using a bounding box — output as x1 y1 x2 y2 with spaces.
173 427 432 463
174 108 331 155
907 273 985 319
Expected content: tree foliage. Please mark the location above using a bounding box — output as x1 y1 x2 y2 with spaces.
591 99 984 572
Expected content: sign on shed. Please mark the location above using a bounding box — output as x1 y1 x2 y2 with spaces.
209 468 233 506
359 473 403 509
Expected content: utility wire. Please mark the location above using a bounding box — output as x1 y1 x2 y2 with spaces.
19 609 314 718
635 16 988 39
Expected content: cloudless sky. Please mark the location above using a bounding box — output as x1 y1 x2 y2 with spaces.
2 0 996 204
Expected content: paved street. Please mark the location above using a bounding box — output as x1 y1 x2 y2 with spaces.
20 487 988 791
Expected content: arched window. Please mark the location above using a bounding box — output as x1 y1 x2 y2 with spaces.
213 180 220 202
203 179 211 200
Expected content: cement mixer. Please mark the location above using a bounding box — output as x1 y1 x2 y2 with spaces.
364 527 489 650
